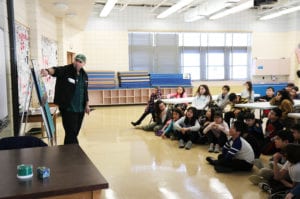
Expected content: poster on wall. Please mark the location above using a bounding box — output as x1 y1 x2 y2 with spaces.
0 28 8 132
41 36 58 103
15 22 30 110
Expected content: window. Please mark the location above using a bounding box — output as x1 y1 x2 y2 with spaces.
129 32 252 80
207 52 224 80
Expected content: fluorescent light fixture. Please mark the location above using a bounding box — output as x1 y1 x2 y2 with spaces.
157 0 195 19
185 15 205 22
100 0 118 17
184 0 226 22
259 5 300 20
209 0 253 20
53 2 69 11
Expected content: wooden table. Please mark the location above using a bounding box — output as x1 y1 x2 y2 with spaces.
0 144 109 199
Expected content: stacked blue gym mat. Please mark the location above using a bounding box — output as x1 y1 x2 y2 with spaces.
118 71 150 88
87 71 116 89
150 73 192 87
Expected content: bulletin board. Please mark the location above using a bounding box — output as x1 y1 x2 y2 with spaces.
41 36 58 102
0 28 8 132
15 22 30 110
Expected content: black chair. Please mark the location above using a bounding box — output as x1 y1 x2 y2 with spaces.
0 136 48 150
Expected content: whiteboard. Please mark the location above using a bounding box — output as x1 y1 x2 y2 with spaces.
0 28 8 131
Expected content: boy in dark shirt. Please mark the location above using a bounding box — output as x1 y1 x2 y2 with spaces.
262 108 284 155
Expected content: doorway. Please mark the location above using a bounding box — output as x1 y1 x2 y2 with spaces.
67 52 75 64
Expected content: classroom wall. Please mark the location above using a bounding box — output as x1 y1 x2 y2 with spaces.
81 31 128 71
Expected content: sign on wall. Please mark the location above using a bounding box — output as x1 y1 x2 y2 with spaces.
41 36 58 102
15 22 30 110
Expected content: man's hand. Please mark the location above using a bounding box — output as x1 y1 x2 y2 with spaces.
40 69 49 77
85 105 90 115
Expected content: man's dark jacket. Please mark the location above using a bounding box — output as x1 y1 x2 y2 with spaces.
52 64 88 110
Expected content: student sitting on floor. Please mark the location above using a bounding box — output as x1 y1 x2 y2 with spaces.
223 93 248 127
198 107 216 144
249 130 294 188
215 85 230 111
257 144 300 197
159 108 183 139
242 112 264 167
206 120 255 173
203 111 229 153
270 89 294 127
140 100 171 132
131 86 161 126
291 123 300 144
191 84 212 118
174 107 200 150
262 108 284 155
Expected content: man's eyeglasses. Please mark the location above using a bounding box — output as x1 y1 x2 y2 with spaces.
75 59 82 63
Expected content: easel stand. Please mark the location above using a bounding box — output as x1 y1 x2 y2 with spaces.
19 60 56 146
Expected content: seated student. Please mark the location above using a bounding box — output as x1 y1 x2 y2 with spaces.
241 81 255 103
198 107 216 144
290 86 300 100
140 100 171 132
262 108 284 155
223 93 248 127
243 111 264 159
131 86 161 126
270 89 294 127
249 130 294 186
285 83 295 93
255 87 275 102
215 85 230 111
167 86 188 111
257 144 300 196
206 120 255 173
174 107 200 150
159 108 184 139
254 87 275 117
291 123 300 144
191 84 212 118
203 111 229 153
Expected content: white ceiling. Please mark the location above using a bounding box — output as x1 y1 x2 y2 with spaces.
38 0 300 29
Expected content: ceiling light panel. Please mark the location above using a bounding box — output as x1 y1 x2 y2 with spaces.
157 0 195 19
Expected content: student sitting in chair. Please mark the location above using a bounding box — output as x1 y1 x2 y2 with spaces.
215 85 230 111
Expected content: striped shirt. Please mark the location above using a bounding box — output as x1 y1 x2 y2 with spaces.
222 136 255 164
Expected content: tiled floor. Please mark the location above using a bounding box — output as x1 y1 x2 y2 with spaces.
54 105 268 199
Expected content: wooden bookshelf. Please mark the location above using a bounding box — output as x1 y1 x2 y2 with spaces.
88 87 193 106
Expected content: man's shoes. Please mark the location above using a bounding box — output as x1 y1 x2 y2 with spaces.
179 139 185 148
248 175 267 185
258 182 272 194
185 141 192 150
206 156 216 165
